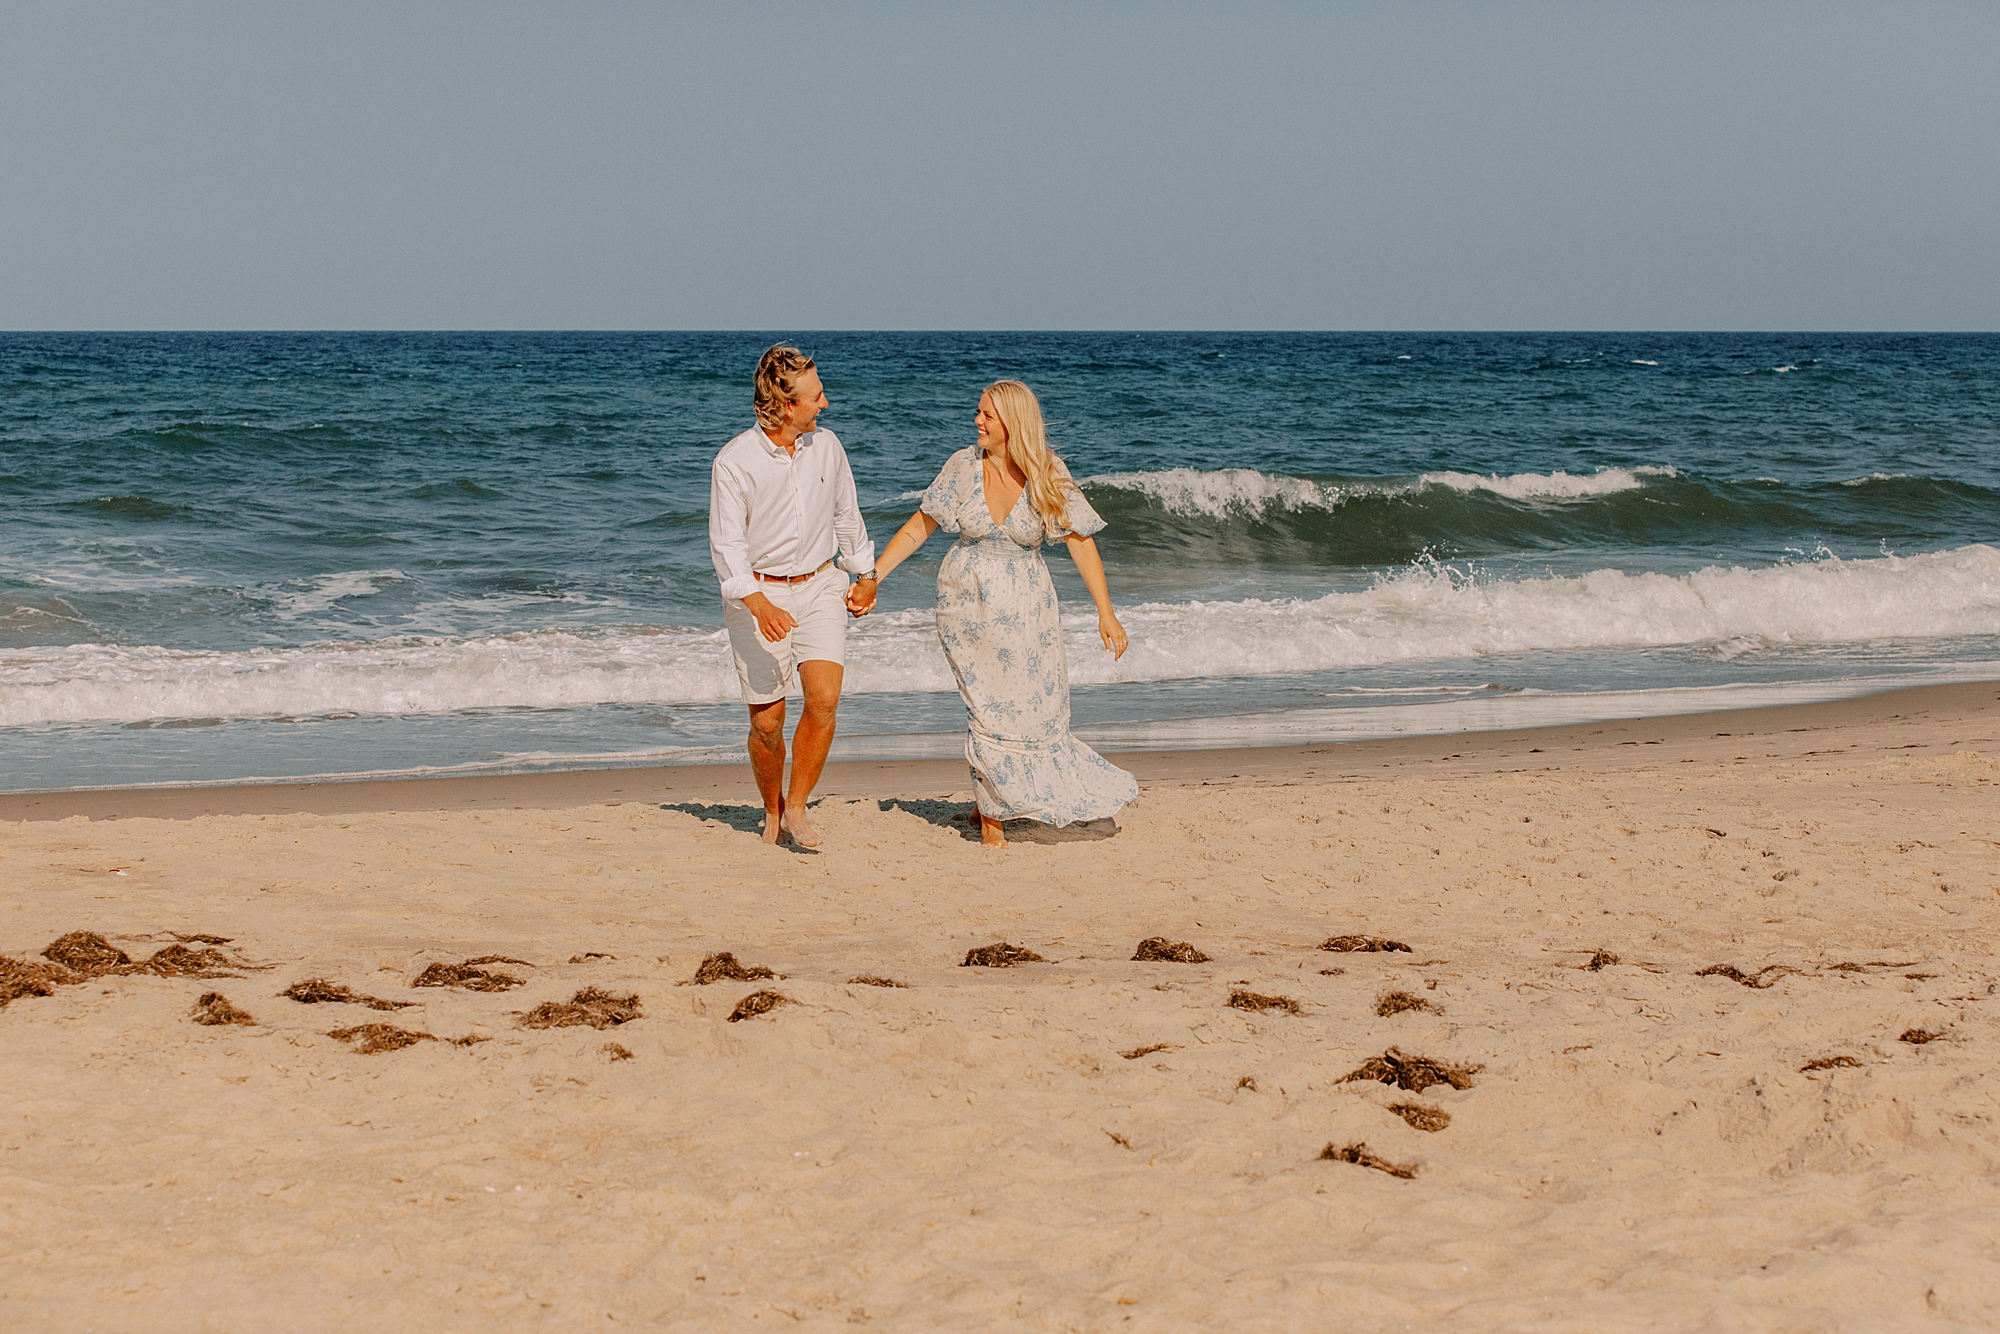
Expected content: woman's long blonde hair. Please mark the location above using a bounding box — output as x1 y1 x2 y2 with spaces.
984 379 1079 534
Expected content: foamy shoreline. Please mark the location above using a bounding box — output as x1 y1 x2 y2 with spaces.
3 680 1996 1329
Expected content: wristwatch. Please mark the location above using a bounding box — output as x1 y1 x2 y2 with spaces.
856 570 879 582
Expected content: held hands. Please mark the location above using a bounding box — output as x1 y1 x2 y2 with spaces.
1099 610 1129 661
744 592 797 643
845 577 879 618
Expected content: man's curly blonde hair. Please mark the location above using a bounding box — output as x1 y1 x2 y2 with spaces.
753 344 817 431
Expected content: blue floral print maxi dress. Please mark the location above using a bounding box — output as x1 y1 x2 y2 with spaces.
919 447 1139 826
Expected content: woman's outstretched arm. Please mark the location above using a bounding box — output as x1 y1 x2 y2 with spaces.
846 511 940 615
1063 534 1128 660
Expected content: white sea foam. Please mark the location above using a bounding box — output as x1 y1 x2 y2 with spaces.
1083 467 1345 518
260 569 407 620
1082 465 1676 518
5 546 1996 726
1416 466 1674 501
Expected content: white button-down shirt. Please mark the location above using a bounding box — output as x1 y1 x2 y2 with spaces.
709 424 875 603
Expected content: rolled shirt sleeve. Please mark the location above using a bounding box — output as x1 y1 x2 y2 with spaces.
830 445 877 575
709 457 760 602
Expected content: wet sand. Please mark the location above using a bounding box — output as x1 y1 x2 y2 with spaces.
3 681 1997 1330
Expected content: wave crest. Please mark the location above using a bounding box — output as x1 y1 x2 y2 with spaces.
4 546 1995 726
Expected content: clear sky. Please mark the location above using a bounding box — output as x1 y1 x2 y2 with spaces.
3 1 1995 330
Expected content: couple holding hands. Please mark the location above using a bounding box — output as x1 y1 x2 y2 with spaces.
709 344 1137 849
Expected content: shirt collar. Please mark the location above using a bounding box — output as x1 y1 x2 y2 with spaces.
758 427 818 457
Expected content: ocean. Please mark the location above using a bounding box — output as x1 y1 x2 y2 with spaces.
3 331 1997 792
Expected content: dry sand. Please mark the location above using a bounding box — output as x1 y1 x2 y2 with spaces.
3 682 1998 1331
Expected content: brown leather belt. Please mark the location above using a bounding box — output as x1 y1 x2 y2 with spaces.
752 557 836 585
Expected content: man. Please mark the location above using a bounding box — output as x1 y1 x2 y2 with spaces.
709 344 876 847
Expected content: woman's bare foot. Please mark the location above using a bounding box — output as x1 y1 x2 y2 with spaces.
762 807 785 844
979 813 1008 847
782 804 824 848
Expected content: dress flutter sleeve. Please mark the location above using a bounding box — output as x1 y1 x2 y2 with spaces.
1044 474 1106 542
920 449 972 533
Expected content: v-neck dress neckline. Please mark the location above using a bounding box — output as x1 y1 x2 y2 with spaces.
979 452 1027 530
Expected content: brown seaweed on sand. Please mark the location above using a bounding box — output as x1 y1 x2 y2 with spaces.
1801 1055 1862 1071
1320 935 1412 954
518 987 642 1030
412 961 524 992
282 979 413 1010
1340 1047 1481 1093
1376 990 1435 1017
1 955 80 1007
1229 990 1302 1015
191 992 255 1026
604 1042 635 1061
128 944 244 978
1695 963 1801 989
1132 937 1210 963
1319 1141 1417 1179
42 931 132 976
962 943 1045 968
1388 1102 1451 1132
727 990 790 1022
329 1023 437 1054
847 975 908 988
1899 1028 1945 1045
1121 1043 1173 1060
1585 951 1620 970
691 952 775 985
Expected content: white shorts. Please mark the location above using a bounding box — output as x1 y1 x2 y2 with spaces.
723 565 850 705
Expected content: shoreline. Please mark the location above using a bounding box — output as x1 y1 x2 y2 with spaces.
6 677 1995 822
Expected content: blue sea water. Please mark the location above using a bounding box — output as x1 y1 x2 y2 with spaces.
3 331 1997 791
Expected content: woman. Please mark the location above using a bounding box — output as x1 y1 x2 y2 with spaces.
849 380 1138 847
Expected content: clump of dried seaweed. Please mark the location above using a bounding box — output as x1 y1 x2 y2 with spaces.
1 955 80 1007
1319 1141 1416 1178
1132 937 1209 963
329 1023 437 1054
412 961 524 992
727 990 790 1022
281 979 413 1010
42 931 131 976
1585 950 1620 970
1388 1102 1450 1132
962 943 1044 968
847 975 907 988
691 952 775 985
1800 1055 1861 1071
1376 990 1435 1017
1695 963 1800 989
1121 1043 1173 1060
1228 990 1301 1015
1319 935 1411 954
1899 1028 1944 1045
191 992 254 1026
1340 1046 1481 1093
127 944 244 978
518 987 642 1030
604 1043 634 1061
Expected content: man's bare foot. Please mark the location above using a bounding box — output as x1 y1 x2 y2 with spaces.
782 804 823 848
979 813 1008 848
762 807 784 844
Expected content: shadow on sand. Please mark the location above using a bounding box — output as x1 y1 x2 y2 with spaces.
658 802 819 853
877 798 1118 845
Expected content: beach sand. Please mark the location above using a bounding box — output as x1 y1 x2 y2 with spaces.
3 682 1997 1331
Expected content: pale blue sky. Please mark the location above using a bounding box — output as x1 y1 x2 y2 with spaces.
3 1 1995 330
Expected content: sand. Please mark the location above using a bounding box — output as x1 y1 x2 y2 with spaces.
2 681 1997 1331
